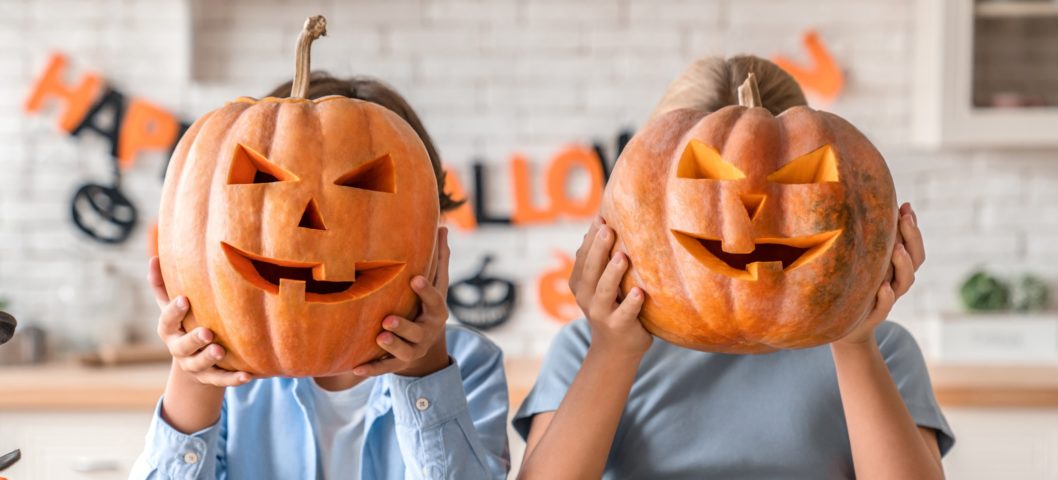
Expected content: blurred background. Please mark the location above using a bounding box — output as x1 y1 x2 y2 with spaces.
2 0 1058 478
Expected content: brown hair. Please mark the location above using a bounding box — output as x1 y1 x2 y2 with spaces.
650 55 807 121
266 72 462 211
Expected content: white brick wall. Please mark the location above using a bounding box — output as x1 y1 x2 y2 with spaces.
1 0 1056 359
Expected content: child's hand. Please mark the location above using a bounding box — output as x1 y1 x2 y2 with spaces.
570 217 651 358
836 203 924 346
353 227 452 378
149 257 252 387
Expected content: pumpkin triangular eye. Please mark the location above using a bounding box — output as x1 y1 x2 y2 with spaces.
334 154 396 193
767 144 840 184
228 143 298 184
677 139 745 180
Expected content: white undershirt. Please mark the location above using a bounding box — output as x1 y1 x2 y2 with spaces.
310 377 375 480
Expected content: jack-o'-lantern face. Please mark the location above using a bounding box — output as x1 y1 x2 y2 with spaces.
670 138 842 280
220 142 407 304
601 105 897 353
158 97 439 377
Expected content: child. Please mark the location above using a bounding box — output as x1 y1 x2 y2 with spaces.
131 75 510 480
514 56 953 479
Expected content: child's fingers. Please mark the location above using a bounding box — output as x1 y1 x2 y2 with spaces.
411 276 447 325
871 282 897 319
900 202 918 225
156 296 190 341
382 315 425 344
376 331 417 362
434 227 451 295
612 287 645 322
169 327 213 358
898 213 925 269
578 226 616 298
148 257 170 309
198 368 252 388
591 253 628 318
890 244 915 297
571 218 602 283
180 343 225 373
352 357 404 377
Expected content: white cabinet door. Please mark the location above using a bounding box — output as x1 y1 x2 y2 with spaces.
943 408 1058 479
0 411 152 480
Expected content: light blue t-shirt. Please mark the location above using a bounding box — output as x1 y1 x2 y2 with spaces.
514 319 954 479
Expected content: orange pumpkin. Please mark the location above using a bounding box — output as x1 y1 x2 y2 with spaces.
601 75 897 353
157 16 439 376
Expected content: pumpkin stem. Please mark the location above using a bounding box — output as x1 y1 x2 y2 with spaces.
290 15 328 99
737 72 762 108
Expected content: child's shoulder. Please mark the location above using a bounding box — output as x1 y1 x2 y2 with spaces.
445 322 503 364
875 320 922 353
539 318 592 362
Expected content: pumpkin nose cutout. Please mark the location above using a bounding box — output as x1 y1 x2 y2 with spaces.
740 194 765 221
298 198 327 231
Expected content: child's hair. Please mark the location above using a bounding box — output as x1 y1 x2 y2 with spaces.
650 55 807 120
266 73 462 212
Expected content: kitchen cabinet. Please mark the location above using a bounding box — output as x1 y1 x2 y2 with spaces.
913 0 1058 147
944 408 1058 479
0 411 151 480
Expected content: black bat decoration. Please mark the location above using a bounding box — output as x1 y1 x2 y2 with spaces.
70 182 138 244
447 255 516 331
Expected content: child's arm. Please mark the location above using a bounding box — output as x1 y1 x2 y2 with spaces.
149 257 252 433
832 203 945 480
519 219 650 480
352 227 510 478
129 257 251 480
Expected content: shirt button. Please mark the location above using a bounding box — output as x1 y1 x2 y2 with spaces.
183 452 199 464
415 397 430 411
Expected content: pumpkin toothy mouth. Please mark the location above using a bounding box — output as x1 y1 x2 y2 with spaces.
221 242 405 303
672 230 841 280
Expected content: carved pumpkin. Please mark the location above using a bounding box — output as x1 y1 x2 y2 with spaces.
158 16 439 376
601 75 897 353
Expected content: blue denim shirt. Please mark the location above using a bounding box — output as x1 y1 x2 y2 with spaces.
130 325 509 479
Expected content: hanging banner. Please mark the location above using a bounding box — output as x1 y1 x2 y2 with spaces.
774 30 845 102
24 52 190 244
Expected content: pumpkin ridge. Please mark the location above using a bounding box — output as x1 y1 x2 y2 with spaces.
216 103 270 372
191 103 255 372
666 124 741 346
700 109 745 345
261 102 290 373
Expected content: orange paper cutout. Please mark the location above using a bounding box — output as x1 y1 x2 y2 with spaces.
511 154 557 225
117 99 180 170
538 252 580 323
773 30 844 102
547 145 604 219
24 52 103 132
442 167 477 231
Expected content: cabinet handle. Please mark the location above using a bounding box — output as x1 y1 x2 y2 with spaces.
71 458 120 473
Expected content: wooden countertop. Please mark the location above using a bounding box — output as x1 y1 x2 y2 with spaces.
0 359 545 411
1 359 1057 411
930 364 1058 408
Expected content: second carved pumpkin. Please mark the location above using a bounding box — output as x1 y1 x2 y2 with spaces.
601 76 897 353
